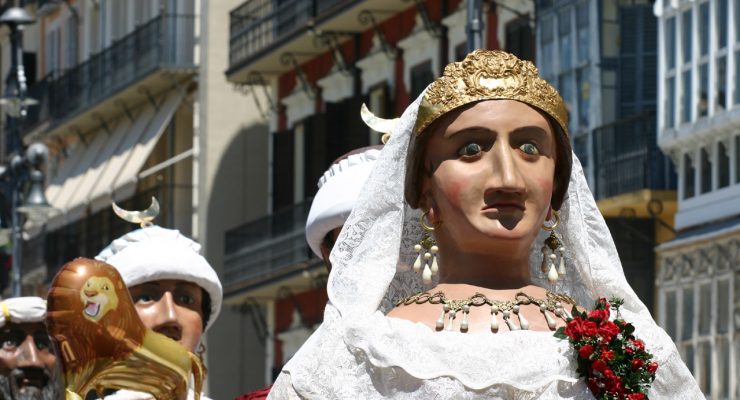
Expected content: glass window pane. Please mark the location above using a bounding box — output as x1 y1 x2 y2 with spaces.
699 2 709 56
698 63 708 117
718 338 730 398
700 147 712 194
718 142 730 189
577 67 589 127
666 17 676 69
698 342 712 394
682 70 692 123
541 16 555 78
736 0 740 42
683 10 692 64
718 0 728 49
717 56 727 111
559 8 572 70
717 279 730 333
736 50 740 104
665 290 678 340
576 2 589 63
684 153 695 199
736 136 740 184
683 343 695 374
558 73 575 132
698 283 711 334
666 77 675 128
682 288 694 340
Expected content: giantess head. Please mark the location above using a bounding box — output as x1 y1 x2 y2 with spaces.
405 50 572 260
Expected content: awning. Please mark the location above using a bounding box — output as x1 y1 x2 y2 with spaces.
45 91 183 231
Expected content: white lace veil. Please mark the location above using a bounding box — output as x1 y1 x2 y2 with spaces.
269 92 701 399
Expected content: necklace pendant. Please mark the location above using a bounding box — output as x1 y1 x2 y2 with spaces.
540 304 557 330
445 311 456 331
503 310 519 331
490 306 499 332
436 304 449 331
460 305 470 332
513 305 529 330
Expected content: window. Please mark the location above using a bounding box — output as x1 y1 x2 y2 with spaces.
698 64 708 117
718 141 729 188
540 16 555 79
699 2 709 56
682 10 692 63
505 16 535 62
454 43 467 62
683 153 695 199
410 61 434 100
45 27 61 75
682 70 692 123
666 77 676 128
665 17 676 128
665 17 676 70
64 15 78 69
576 67 589 127
718 0 728 49
681 10 692 123
717 56 727 111
700 147 711 194
576 1 589 63
736 136 740 184
558 7 572 71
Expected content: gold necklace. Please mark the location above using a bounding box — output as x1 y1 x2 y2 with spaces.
397 291 578 333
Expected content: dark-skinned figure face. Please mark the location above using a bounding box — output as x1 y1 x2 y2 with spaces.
0 322 61 400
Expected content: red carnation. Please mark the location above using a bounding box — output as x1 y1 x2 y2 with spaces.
632 339 645 351
587 377 603 395
582 320 598 337
600 349 615 362
579 344 594 359
598 321 620 341
627 393 646 400
588 308 609 323
565 318 585 340
631 358 644 371
647 362 658 374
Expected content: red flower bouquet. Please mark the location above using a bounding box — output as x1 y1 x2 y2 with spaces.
555 298 658 399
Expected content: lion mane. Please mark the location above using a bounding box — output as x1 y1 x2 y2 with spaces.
47 258 146 373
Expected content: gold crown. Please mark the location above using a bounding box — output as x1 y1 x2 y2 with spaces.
414 50 568 137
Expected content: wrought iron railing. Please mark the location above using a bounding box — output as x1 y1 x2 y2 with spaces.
593 112 676 199
228 0 350 70
224 200 315 291
24 14 195 134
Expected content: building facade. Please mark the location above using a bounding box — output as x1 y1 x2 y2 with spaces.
536 0 675 314
654 0 739 398
223 0 537 394
0 0 269 396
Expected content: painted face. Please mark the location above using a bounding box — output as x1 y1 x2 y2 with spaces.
128 280 205 352
421 100 556 252
0 322 61 400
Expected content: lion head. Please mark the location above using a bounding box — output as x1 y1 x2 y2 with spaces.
79 276 119 322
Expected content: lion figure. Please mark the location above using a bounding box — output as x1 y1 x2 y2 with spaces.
79 276 119 322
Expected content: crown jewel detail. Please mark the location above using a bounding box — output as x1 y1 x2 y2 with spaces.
414 50 569 137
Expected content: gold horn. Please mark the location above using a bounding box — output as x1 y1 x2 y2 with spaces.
360 103 399 144
112 197 160 228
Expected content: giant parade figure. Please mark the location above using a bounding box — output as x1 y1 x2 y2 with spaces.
46 199 222 400
268 50 702 399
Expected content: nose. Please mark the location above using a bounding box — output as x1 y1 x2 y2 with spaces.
84 290 97 297
152 292 179 326
16 335 44 368
487 140 525 194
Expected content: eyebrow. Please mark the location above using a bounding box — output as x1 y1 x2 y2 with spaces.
445 126 494 138
446 125 550 138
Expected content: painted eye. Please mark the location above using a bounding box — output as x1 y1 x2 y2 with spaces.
103 285 109 291
458 142 482 157
519 143 540 155
179 295 195 305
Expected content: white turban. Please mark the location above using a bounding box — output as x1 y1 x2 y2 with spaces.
306 148 381 257
0 297 47 328
95 226 222 330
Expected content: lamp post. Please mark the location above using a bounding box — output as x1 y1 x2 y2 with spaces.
0 6 52 297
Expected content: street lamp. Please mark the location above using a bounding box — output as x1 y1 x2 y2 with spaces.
0 6 53 297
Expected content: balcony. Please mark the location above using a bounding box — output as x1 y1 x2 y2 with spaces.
24 14 196 138
225 0 407 82
593 112 676 200
223 200 319 296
